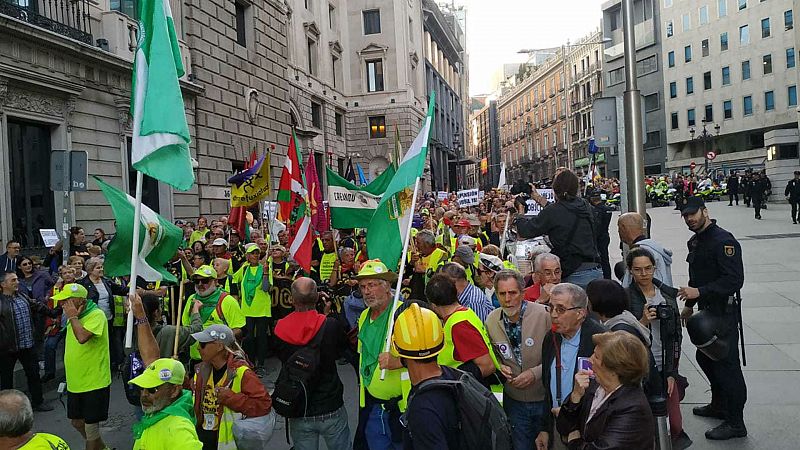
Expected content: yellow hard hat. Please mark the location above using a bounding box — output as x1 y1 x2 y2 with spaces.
391 303 444 360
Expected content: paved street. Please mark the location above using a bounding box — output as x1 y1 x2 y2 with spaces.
29 200 800 449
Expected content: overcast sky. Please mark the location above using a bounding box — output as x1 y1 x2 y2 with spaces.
459 0 606 96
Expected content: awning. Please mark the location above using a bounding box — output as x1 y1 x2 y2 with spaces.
574 152 606 168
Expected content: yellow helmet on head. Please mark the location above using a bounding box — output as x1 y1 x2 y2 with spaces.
391 303 444 360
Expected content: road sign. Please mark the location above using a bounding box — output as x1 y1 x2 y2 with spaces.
690 161 697 170
706 151 717 161
50 151 88 191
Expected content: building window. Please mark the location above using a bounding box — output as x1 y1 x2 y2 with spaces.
789 85 798 106
688 108 696 126
785 10 794 29
761 18 771 38
637 55 658 75
608 67 625 86
670 82 678 98
329 4 335 28
369 116 386 138
682 13 691 31
685 45 692 62
765 90 775 110
331 55 340 88
740 25 750 45
666 20 674 37
645 131 661 148
363 9 381 35
665 0 673 7
686 77 694 94
304 0 311 10
702 39 710 56
705 104 714 121
671 112 679 129
704 71 712 89
311 101 322 128
644 93 659 111
668 51 675 67
722 66 731 85
366 59 384 92
718 0 728 17
763 54 772 74
700 6 709 24
787 48 796 68
307 38 318 75
738 0 746 11
742 60 751 79
743 95 753 115
334 111 343 136
723 100 733 118
721 32 729 50
234 1 247 47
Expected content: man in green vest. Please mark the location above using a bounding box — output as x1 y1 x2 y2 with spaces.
311 231 338 284
232 244 272 377
354 260 407 450
0 389 70 449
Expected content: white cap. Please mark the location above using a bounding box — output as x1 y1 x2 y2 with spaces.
458 235 476 247
212 238 228 246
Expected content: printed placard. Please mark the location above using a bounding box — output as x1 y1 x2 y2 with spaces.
457 188 480 207
525 189 555 216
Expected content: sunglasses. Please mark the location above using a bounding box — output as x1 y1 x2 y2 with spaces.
142 384 168 395
194 278 213 285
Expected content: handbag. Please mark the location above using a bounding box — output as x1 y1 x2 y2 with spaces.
232 409 277 450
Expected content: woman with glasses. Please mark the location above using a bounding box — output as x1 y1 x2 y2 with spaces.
17 256 54 304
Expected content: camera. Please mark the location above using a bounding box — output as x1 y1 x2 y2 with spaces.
651 304 673 321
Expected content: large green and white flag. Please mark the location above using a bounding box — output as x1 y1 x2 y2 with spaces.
326 164 396 229
367 93 435 270
131 0 194 191
95 177 183 282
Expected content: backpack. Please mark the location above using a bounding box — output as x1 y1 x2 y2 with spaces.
271 326 326 418
121 350 146 406
407 369 512 450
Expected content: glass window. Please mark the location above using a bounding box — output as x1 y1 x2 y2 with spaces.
724 100 733 118
705 104 714 121
761 18 771 38
787 48 796 68
685 45 692 62
739 25 749 45
700 6 710 24
311 102 322 128
785 10 794 29
686 77 694 94
665 0 673 6
369 116 386 138
719 0 728 17
671 112 679 129
720 32 729 50
688 108 696 126
722 66 731 85
366 59 384 92
668 51 675 67
682 14 691 31
666 21 674 37
234 2 247 47
765 91 775 110
743 95 753 115
704 71 712 89
335 111 343 136
363 9 381 35
670 82 678 98
763 54 772 74
738 0 746 11
742 60 751 79
644 93 659 111
789 85 798 107
702 39 710 56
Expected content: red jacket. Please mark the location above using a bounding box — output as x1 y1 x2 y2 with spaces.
192 353 271 420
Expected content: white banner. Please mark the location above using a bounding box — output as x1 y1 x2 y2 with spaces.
525 189 555 216
437 191 449 200
327 186 382 209
39 229 60 247
457 188 480 207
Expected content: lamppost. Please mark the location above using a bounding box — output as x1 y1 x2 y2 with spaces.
689 120 720 175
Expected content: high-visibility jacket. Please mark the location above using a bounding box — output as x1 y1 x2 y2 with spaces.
357 300 408 411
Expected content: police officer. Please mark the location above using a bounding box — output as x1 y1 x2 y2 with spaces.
677 197 747 440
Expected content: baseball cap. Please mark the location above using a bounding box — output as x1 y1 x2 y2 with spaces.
271 244 287 253
479 253 504 273
51 283 88 302
191 265 216 280
128 358 186 389
458 235 476 247
212 238 228 246
464 214 481 227
454 219 471 228
681 196 706 215
244 243 260 254
191 324 236 347
355 259 399 283
454 245 474 262
420 208 430 216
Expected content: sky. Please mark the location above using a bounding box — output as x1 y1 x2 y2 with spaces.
459 0 607 96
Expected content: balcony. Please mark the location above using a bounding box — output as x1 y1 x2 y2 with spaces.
1 0 93 45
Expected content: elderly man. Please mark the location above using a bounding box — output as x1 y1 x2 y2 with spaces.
354 260 407 450
440 262 494 322
0 389 69 449
232 244 272 377
524 253 562 304
617 212 673 287
0 272 58 412
54 283 112 450
311 231 338 284
537 283 606 450
411 230 448 279
485 270 551 450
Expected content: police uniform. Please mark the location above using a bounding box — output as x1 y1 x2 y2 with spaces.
684 199 747 439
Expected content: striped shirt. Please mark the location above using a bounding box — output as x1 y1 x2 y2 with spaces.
458 283 495 323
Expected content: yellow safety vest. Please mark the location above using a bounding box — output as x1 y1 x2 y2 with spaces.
318 252 337 282
193 365 249 450
357 301 408 411
112 295 126 327
422 248 448 281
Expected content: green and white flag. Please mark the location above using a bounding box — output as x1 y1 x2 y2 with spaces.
95 177 183 282
367 92 435 270
131 0 194 191
326 164 396 229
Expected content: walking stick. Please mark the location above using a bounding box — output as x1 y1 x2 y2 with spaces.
172 279 185 359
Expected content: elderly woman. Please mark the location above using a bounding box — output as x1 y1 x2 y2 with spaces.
79 257 128 370
556 331 655 450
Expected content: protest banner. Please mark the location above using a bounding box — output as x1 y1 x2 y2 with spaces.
526 189 555 215
457 188 479 207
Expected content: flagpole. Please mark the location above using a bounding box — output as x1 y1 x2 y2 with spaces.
172 279 185 358
499 209 512 259
125 171 144 349
380 177 421 381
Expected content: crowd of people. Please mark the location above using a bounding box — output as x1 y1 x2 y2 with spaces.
0 167 753 449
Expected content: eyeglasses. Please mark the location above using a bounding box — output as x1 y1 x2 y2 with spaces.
549 305 583 316
142 384 168 395
194 278 213 286
537 269 562 277
19 262 31 267
631 266 655 275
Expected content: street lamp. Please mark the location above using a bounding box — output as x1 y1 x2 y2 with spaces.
689 120 720 175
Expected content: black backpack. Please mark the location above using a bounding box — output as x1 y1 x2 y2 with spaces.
272 327 326 418
407 369 512 450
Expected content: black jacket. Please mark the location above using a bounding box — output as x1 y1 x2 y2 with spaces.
541 317 607 434
556 382 655 450
751 178 768 200
786 179 800 202
79 277 128 321
626 279 682 378
0 292 61 354
0 253 21 274
686 220 744 313
515 198 599 277
727 175 739 193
